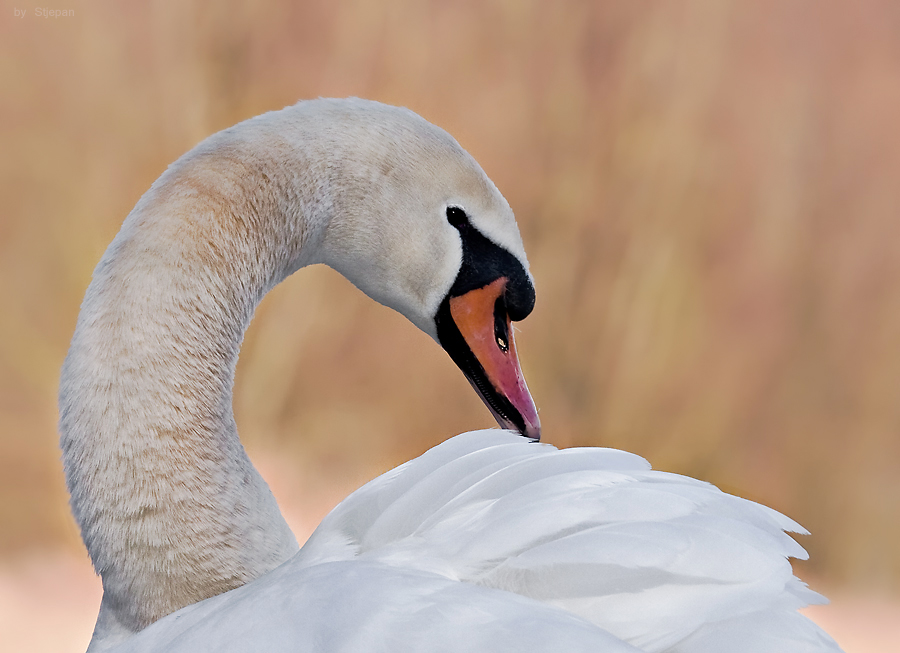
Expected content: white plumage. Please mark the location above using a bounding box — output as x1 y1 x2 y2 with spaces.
116 431 839 652
59 98 842 652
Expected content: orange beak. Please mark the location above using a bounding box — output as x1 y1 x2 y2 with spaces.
448 278 541 440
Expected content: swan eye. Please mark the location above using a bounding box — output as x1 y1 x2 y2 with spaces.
446 206 469 229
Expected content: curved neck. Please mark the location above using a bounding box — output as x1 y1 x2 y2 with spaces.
59 119 333 642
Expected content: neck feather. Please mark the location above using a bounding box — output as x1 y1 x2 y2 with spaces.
59 124 331 638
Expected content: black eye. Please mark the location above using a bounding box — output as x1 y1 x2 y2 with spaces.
446 206 469 229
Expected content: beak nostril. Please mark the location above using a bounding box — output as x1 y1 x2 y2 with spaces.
493 291 511 354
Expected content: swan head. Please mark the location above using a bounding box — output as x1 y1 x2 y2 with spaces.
312 99 540 439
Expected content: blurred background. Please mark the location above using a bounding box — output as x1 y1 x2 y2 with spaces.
2 1 899 651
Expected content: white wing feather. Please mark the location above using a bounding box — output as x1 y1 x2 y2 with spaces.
114 430 842 652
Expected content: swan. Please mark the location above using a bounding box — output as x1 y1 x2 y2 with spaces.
59 98 842 652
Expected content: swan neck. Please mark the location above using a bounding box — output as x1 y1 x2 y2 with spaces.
58 133 328 638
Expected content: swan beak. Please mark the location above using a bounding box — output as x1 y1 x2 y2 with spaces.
448 278 541 440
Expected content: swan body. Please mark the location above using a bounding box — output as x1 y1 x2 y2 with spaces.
59 98 842 652
117 431 839 653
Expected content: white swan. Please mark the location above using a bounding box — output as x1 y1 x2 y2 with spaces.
60 98 842 652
